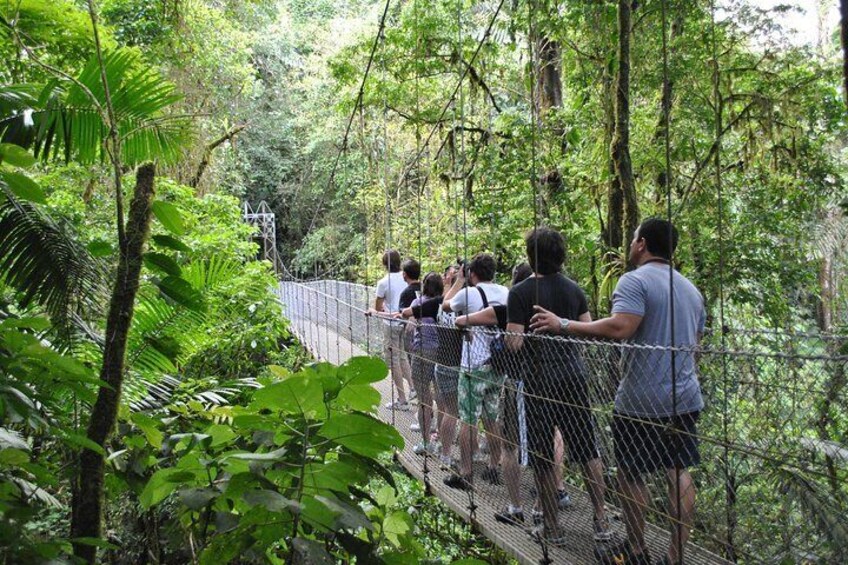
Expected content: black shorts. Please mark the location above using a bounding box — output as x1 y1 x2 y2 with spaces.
525 376 599 468
613 411 701 478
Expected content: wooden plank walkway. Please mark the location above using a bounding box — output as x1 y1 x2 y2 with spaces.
284 314 730 565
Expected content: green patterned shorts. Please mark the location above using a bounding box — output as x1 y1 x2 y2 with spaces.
458 366 504 425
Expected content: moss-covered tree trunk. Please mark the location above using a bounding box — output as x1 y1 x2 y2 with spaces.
841 0 847 109
610 0 639 252
71 163 156 562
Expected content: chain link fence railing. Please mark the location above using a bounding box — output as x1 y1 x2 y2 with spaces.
276 280 848 564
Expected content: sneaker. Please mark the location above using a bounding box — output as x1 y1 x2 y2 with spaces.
480 466 501 485
410 422 421 432
529 526 567 549
384 400 409 411
408 388 417 401
494 506 524 525
443 473 472 491
413 441 436 455
438 454 453 470
593 516 613 542
531 509 543 526
557 489 572 509
595 541 651 565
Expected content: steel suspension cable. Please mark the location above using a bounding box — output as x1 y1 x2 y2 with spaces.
398 0 508 187
305 0 393 237
710 0 735 559
659 0 683 561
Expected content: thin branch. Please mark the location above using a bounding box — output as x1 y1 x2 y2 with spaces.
188 124 247 188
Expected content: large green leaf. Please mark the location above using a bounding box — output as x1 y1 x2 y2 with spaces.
140 468 188 508
338 356 388 385
144 252 182 276
151 234 190 252
250 375 325 418
156 275 204 311
0 143 36 168
335 384 381 412
318 414 403 457
151 201 185 236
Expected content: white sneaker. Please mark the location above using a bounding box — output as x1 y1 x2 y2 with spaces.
384 400 409 411
408 389 417 401
410 422 421 432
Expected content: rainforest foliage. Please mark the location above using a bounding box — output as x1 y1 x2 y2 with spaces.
0 0 846 563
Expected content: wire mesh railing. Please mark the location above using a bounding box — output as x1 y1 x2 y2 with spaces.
276 280 848 565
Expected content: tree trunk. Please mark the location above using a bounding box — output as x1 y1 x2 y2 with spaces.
532 31 564 220
71 163 157 562
537 36 563 118
611 0 639 249
604 69 623 252
842 0 848 109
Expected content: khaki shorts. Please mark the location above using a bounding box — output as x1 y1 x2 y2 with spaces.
382 323 406 365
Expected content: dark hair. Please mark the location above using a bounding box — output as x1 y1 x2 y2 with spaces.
511 262 533 286
636 218 678 260
382 249 401 272
525 227 565 275
468 253 496 283
421 271 444 298
401 259 421 280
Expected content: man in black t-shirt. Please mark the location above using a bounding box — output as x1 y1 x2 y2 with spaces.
506 227 611 545
399 259 421 309
398 259 422 398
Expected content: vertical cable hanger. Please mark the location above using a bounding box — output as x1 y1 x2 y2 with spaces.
528 0 541 309
710 0 735 559
659 0 682 561
377 22 399 432
455 0 478 526
526 2 554 558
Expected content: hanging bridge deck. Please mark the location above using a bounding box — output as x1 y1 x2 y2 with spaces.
278 281 730 565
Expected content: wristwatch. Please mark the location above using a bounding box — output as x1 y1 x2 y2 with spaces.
559 317 570 334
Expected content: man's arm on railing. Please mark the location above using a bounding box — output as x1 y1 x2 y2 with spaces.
530 307 641 340
455 306 498 327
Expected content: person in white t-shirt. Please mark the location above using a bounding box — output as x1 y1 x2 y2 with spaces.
441 253 508 490
367 249 414 410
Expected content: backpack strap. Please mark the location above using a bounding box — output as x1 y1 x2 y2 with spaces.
477 286 489 308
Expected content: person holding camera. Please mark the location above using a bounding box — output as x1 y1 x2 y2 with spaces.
441 253 508 490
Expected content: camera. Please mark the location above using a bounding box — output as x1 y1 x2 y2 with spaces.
457 258 470 279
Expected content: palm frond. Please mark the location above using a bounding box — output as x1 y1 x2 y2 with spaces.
125 289 205 376
0 49 190 165
0 188 106 320
123 256 263 408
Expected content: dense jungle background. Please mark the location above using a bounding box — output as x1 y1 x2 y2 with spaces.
0 0 846 563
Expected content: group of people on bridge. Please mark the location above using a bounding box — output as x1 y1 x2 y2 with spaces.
366 219 706 565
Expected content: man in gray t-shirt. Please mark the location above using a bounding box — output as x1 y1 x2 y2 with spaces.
612 262 705 418
530 218 704 565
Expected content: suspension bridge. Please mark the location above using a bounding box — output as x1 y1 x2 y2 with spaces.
245 202 848 565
